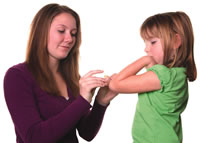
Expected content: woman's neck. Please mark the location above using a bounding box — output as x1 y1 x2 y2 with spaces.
49 57 59 75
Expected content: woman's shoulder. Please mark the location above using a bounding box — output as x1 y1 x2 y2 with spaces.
4 62 34 82
8 62 28 72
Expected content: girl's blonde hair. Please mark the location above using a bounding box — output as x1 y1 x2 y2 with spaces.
140 11 197 81
26 3 81 96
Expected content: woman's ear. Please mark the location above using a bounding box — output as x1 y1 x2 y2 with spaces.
174 34 182 49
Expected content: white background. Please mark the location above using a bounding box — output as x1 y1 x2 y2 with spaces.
0 0 199 142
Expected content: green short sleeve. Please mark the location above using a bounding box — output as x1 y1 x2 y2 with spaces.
147 64 171 92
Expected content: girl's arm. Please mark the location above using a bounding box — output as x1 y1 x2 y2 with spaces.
109 56 161 93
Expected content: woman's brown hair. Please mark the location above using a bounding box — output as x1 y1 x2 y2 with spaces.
140 11 197 81
26 3 81 96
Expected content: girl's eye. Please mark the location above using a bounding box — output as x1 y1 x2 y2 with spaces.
151 41 156 44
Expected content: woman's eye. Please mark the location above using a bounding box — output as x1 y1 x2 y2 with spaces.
58 30 65 33
71 33 77 37
71 31 77 37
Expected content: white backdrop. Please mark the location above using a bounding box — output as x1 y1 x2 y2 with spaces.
0 0 199 142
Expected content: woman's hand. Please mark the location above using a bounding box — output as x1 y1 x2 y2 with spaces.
79 70 107 103
96 74 118 106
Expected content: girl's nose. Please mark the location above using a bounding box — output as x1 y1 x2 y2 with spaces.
144 45 150 53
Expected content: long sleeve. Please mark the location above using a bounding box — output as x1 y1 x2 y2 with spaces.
3 66 92 143
77 99 108 141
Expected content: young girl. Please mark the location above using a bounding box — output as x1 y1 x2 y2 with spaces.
109 12 197 143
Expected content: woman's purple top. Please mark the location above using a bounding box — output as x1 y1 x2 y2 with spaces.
3 63 108 143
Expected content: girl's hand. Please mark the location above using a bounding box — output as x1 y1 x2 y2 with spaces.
96 74 118 106
79 70 107 103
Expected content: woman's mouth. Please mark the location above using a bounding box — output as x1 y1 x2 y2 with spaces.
60 45 70 49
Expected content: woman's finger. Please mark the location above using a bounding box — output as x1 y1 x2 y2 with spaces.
80 77 107 83
82 70 104 78
80 79 107 87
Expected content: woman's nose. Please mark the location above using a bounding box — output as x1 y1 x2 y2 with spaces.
64 33 73 43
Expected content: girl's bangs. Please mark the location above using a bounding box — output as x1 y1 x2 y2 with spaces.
141 26 160 40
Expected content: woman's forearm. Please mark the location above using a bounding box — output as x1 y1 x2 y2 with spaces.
77 99 108 141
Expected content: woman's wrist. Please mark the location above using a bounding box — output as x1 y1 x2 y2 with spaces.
80 93 92 103
96 98 110 106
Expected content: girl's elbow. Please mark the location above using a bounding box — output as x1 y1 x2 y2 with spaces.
109 81 120 93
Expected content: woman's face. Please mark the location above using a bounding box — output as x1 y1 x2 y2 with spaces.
48 12 77 63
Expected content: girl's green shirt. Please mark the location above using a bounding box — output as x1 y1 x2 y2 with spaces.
132 64 188 143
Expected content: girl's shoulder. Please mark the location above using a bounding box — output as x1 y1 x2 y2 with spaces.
147 64 186 86
147 64 168 72
147 64 186 76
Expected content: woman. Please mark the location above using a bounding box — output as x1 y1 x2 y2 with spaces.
3 3 117 143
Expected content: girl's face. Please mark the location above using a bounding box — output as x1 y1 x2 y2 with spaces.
144 37 164 65
47 12 77 63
